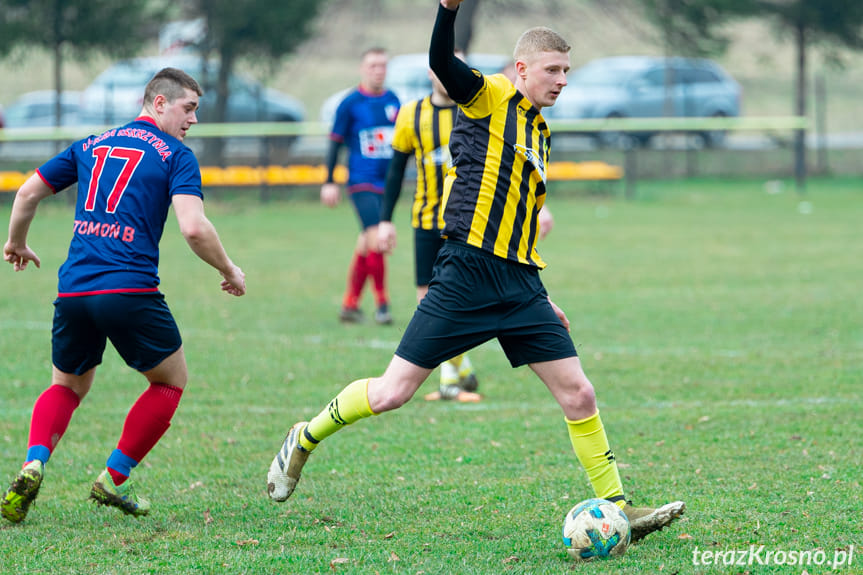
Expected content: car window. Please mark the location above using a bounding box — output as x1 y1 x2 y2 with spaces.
643 68 667 87
689 68 720 84
571 65 633 86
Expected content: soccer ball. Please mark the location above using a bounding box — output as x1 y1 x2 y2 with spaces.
562 498 631 561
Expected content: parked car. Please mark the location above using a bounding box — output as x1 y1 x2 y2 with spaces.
80 55 305 126
319 52 510 123
544 56 741 147
3 90 83 127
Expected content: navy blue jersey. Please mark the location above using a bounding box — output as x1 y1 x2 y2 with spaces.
36 116 203 296
330 88 400 192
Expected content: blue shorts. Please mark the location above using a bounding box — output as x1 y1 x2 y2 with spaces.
414 227 445 287
349 190 383 230
52 293 182 375
395 241 578 368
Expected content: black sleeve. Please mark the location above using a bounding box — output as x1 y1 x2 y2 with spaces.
380 150 411 222
429 4 483 104
324 139 341 183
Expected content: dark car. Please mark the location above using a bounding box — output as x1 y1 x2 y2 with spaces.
544 56 741 147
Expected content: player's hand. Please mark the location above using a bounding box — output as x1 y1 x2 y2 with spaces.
3 242 41 272
377 221 397 254
548 297 570 332
220 264 246 296
440 0 465 10
538 206 554 240
320 183 340 207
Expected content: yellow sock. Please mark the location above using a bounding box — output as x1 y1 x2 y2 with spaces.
457 354 473 378
300 379 376 451
566 411 625 506
450 354 464 370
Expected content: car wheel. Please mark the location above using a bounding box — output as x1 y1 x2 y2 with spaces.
702 112 728 148
597 113 634 150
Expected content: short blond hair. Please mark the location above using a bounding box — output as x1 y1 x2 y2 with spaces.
513 27 570 61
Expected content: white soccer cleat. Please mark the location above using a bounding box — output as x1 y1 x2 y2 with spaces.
622 500 686 541
267 422 310 502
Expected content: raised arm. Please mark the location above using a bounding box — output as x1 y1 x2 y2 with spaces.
430 1 482 104
172 194 246 296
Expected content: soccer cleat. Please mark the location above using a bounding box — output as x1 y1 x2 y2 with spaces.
374 303 393 325
267 421 311 502
423 384 482 403
622 500 686 542
339 306 364 323
89 469 150 517
1 460 44 523
459 372 479 392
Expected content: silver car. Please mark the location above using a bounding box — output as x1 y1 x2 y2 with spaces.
544 56 741 147
80 55 305 126
319 52 510 124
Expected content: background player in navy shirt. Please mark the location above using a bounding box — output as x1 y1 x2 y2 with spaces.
2 68 246 523
320 47 400 325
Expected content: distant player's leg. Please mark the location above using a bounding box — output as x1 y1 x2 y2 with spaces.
267 356 432 502
340 236 368 323
411 229 481 402
1 369 89 523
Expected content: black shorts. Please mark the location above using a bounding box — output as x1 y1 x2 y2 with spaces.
414 227 445 287
395 240 577 368
349 190 383 230
52 293 182 375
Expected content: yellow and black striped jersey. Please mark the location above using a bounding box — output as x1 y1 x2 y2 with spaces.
442 73 550 268
391 96 456 231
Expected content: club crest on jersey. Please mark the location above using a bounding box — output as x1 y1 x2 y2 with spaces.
359 126 395 159
514 144 547 183
425 145 452 168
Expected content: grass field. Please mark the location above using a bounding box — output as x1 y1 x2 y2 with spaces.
1 179 860 574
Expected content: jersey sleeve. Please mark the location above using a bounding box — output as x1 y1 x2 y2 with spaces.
169 146 203 199
460 74 516 120
391 100 418 154
35 142 82 193
330 93 354 142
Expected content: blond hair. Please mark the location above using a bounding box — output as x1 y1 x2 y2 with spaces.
513 27 570 61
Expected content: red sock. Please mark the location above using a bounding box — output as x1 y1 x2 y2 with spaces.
114 383 183 476
344 253 368 309
27 384 81 456
366 251 388 306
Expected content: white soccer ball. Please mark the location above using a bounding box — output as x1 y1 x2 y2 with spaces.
562 498 631 561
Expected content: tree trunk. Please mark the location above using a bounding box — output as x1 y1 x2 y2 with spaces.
53 0 63 131
793 19 807 192
454 0 479 53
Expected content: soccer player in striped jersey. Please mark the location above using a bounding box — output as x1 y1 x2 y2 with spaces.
268 0 684 542
2 68 246 523
321 47 401 325
378 52 481 402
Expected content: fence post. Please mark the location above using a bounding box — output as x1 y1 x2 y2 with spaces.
624 147 637 200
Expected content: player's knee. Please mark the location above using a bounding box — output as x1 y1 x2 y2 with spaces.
559 376 596 415
368 375 415 413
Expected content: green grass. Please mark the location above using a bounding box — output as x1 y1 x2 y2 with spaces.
1 179 861 574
